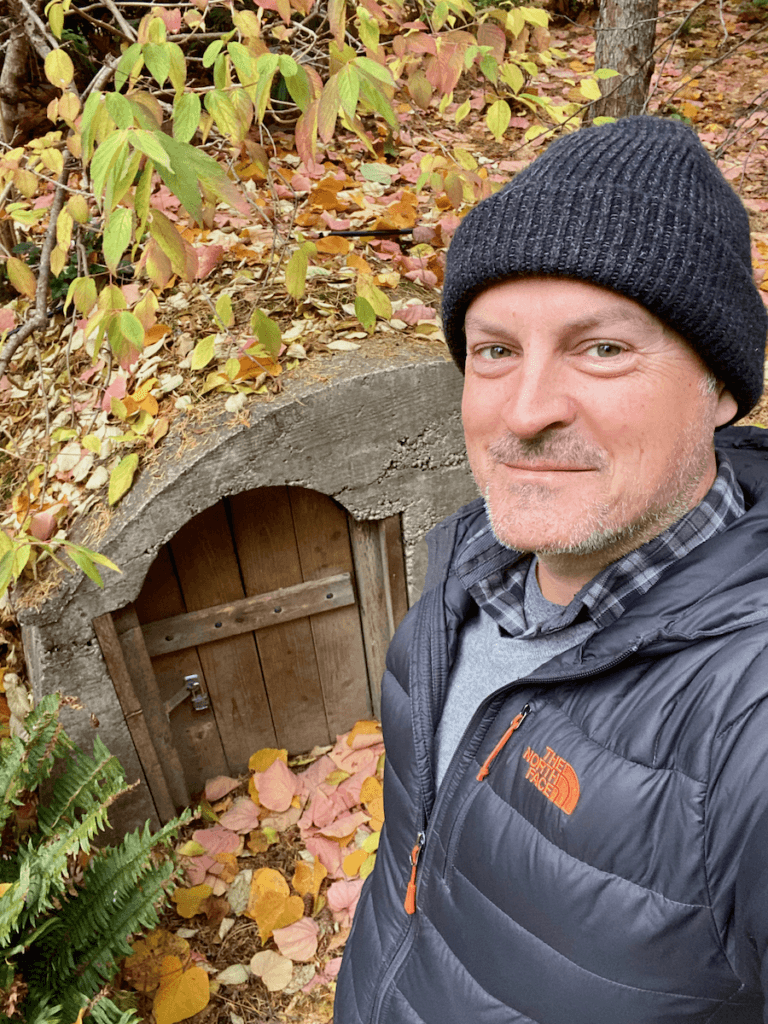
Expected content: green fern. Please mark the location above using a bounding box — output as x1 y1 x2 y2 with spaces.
0 693 189 1024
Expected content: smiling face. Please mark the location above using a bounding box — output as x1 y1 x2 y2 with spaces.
462 277 738 580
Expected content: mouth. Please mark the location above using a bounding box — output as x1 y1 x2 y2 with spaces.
501 462 595 473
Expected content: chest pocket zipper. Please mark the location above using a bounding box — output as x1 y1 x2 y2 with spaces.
476 704 530 780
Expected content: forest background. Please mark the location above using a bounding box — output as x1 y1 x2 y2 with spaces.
0 0 767 1020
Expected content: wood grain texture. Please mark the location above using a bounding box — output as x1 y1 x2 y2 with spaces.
383 514 409 629
108 604 191 808
289 488 371 737
92 612 177 822
141 573 354 656
229 486 329 752
132 547 231 787
348 518 395 719
169 502 278 771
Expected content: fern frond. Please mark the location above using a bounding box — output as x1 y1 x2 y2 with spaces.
0 695 72 832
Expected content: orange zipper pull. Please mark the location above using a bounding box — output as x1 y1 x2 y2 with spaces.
404 831 425 914
476 704 530 781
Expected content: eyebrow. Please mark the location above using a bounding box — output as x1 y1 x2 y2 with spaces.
464 307 658 336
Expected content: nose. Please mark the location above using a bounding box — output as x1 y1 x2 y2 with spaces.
499 352 576 440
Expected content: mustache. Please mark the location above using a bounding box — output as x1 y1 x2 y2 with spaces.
488 432 607 469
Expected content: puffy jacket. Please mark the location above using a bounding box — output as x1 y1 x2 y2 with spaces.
335 426 768 1024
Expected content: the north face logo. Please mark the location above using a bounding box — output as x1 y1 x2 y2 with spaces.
522 745 580 814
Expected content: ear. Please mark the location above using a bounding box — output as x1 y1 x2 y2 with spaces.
714 385 738 427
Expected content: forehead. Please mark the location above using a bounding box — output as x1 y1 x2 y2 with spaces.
464 276 670 337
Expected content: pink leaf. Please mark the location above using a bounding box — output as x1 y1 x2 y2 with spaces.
218 796 261 833
326 878 364 926
30 511 56 541
303 835 344 877
205 775 240 802
260 805 303 831
273 917 320 961
254 759 297 812
296 754 336 799
396 304 436 325
0 308 16 334
324 956 343 978
195 244 224 280
101 375 127 411
318 810 369 840
329 745 378 776
193 825 242 855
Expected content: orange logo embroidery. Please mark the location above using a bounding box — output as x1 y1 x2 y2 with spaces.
522 745 580 814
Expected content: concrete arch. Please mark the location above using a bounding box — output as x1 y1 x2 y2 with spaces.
19 346 474 833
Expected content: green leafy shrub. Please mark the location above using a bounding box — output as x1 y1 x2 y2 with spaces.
0 694 188 1024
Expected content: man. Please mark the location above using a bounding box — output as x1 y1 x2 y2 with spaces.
335 116 768 1023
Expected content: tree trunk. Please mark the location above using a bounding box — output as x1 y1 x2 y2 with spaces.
593 0 659 118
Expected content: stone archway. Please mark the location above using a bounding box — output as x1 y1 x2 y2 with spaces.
19 345 475 835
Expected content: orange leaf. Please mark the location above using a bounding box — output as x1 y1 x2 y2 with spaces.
144 324 170 345
347 253 371 274
213 852 240 883
153 957 209 1024
171 884 213 918
316 235 351 255
292 856 327 897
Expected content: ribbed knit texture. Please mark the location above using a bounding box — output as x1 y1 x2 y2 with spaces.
442 116 768 418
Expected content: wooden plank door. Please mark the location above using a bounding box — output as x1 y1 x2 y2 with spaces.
113 487 407 809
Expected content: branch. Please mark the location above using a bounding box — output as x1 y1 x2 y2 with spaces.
0 163 70 379
17 0 57 57
99 0 138 41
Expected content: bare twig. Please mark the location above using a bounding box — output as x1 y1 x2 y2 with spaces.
71 7 134 43
17 0 57 53
0 163 70 379
100 0 138 41
82 59 118 100
642 0 709 113
34 344 51 501
717 0 729 45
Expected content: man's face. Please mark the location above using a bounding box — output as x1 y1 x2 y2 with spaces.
462 277 737 561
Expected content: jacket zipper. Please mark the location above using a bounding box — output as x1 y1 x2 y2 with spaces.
404 831 425 914
476 704 530 781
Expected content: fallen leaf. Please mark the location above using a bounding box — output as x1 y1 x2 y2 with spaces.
153 956 209 1024
249 747 288 773
204 775 241 802
123 929 190 992
254 758 298 812
218 796 262 833
326 878 364 928
193 825 242 855
250 950 294 992
273 917 319 961
172 884 213 919
216 964 250 986
292 856 327 897
342 848 368 878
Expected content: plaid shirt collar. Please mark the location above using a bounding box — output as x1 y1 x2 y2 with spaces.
455 456 745 638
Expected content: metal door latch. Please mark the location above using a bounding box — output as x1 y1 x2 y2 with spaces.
165 673 210 717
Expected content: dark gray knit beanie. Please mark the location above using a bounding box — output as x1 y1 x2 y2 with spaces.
442 116 767 419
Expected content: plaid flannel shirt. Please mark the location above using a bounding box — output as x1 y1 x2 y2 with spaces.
455 457 745 638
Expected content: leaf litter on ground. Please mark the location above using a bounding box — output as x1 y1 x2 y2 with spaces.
117 719 385 1023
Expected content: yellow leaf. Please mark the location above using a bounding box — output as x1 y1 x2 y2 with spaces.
343 849 368 877
6 256 36 299
123 929 190 993
346 720 382 747
133 377 158 402
153 957 209 1024
44 48 75 90
579 77 602 101
190 334 215 370
0 883 11 898
178 840 206 857
214 852 239 884
108 453 139 506
359 851 376 879
292 856 327 898
249 747 288 773
171 883 213 919
361 830 380 854
245 870 304 941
